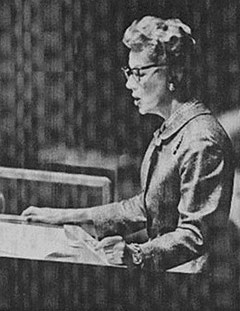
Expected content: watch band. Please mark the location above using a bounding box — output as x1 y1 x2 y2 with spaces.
128 243 144 267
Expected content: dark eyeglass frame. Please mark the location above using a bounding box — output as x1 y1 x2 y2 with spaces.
121 64 166 82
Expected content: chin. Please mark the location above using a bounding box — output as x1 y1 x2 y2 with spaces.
137 102 148 115
138 107 147 115
138 104 156 115
137 99 157 115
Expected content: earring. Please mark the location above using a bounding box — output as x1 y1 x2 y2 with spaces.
168 82 175 92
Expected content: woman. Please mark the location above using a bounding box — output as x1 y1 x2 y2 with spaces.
22 16 234 273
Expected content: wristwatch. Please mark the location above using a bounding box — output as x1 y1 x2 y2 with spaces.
128 243 144 267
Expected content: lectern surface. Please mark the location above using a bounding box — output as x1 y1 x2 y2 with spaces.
0 214 110 266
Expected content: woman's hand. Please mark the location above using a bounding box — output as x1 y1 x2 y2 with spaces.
94 236 145 267
95 236 126 265
21 206 65 225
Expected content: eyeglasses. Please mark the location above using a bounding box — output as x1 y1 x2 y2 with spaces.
121 64 166 82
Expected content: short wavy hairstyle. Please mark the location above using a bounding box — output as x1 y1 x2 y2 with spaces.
122 16 196 68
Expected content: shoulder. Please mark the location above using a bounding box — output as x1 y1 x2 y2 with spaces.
172 112 234 169
181 113 232 149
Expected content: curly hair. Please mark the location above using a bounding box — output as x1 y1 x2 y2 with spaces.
122 16 197 101
122 16 196 68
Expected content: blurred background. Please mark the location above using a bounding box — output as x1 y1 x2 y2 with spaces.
0 0 239 202
0 0 239 193
0 0 239 205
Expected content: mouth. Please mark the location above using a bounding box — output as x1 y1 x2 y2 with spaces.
133 97 141 106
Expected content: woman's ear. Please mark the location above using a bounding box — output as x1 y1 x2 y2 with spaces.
168 66 184 92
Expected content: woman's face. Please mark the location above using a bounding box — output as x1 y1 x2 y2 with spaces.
125 50 169 116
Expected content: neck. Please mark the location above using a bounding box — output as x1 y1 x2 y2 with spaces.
169 98 183 117
155 96 182 120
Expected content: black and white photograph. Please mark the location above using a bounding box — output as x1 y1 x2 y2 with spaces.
0 1 239 310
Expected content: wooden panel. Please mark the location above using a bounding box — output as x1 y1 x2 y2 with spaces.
0 255 238 311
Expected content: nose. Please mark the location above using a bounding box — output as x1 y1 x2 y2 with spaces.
125 75 137 90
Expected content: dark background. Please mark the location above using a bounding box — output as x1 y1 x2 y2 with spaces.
0 0 239 166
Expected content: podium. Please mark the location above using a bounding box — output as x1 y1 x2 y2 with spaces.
0 166 238 310
0 215 238 311
0 215 127 311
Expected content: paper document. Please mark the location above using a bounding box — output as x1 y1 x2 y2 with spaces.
0 214 109 266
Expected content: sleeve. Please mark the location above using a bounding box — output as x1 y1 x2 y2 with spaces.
140 138 234 271
90 191 147 239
